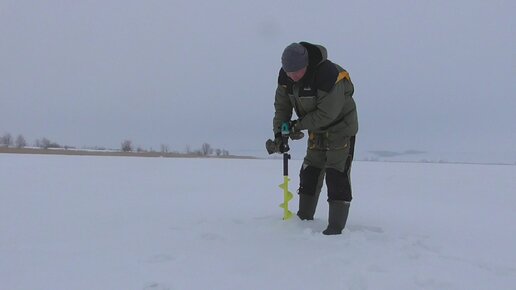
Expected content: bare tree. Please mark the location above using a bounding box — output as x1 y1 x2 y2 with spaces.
215 149 222 156
121 140 133 152
15 135 27 148
40 138 51 149
201 143 212 156
38 137 60 149
160 144 169 153
1 133 13 147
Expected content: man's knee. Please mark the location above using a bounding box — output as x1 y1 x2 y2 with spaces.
298 165 322 196
325 168 352 202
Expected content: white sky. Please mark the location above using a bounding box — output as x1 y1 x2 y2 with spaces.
1 0 515 158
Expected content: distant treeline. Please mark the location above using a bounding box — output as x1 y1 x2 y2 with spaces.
0 132 229 157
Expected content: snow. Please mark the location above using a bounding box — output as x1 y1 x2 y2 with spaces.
1 154 515 290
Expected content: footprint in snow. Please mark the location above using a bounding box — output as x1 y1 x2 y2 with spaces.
347 224 384 234
201 232 225 241
401 234 441 255
143 282 173 290
439 255 516 276
141 254 176 264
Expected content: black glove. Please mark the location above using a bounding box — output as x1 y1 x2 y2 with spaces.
265 133 290 154
288 120 299 131
288 120 304 140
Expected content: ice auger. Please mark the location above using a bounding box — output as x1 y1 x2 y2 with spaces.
278 122 293 220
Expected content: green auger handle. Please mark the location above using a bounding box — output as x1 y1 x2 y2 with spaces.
281 121 290 136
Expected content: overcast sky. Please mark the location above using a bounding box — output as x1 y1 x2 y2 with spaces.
1 0 515 159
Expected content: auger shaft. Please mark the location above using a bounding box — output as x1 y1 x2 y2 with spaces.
278 122 293 220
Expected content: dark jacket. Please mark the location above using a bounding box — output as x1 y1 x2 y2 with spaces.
273 42 358 150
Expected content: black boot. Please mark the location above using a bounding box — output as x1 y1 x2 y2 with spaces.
323 201 350 235
297 194 319 220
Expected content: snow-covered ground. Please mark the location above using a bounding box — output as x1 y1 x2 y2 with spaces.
1 154 515 290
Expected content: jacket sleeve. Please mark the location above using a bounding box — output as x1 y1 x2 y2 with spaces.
273 84 293 135
297 79 354 131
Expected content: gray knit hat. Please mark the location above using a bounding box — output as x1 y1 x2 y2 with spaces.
281 43 309 72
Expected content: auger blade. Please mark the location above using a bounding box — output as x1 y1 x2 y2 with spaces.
282 209 294 220
278 176 289 187
279 176 294 220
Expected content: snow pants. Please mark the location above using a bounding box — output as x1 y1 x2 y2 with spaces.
298 136 355 202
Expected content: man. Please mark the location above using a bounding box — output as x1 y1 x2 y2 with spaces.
270 42 358 235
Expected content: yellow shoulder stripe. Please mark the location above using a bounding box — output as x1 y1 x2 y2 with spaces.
336 71 350 83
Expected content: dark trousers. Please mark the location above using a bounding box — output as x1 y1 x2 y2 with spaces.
298 136 356 202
